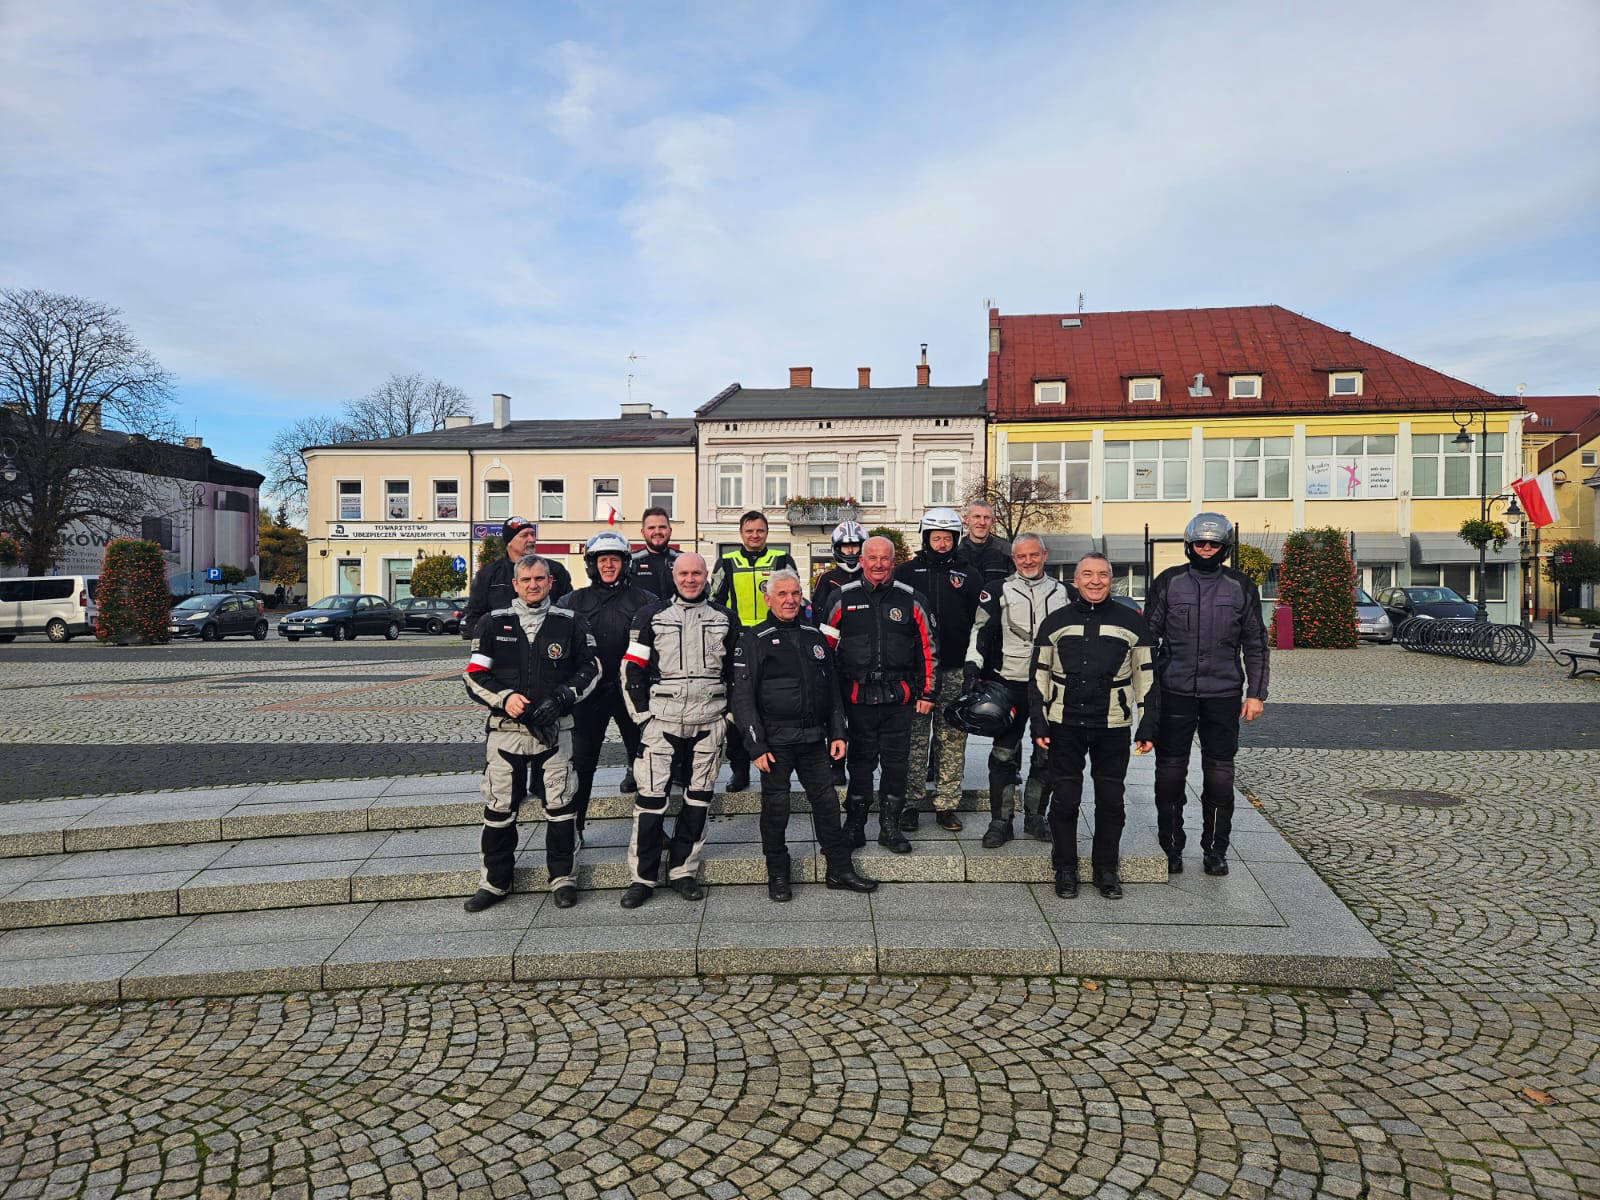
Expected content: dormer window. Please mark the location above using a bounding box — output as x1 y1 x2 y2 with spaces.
1034 381 1066 405
1228 374 1261 400
1128 377 1161 403
1329 371 1363 397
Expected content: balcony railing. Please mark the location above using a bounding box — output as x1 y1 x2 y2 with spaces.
784 500 860 527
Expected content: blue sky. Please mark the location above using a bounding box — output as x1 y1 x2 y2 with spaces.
2 0 1597 482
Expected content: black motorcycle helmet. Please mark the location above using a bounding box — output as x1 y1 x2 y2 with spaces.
944 679 1019 737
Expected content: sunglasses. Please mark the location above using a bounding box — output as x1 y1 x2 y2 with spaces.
1193 540 1223 549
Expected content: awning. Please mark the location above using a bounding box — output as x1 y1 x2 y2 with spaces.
1099 534 1149 564
1349 532 1409 562
1411 532 1523 565
1239 533 1285 563
1042 533 1094 565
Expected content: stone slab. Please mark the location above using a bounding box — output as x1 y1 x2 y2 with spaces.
701 841 819 884
876 920 1061 975
178 861 357 914
0 915 191 961
1227 829 1302 864
701 883 872 925
372 826 479 858
64 816 227 853
0 952 147 1007
350 854 480 902
515 922 698 980
0 872 192 930
0 855 58 892
531 890 702 927
245 779 393 804
365 795 480 830
0 827 66 858
870 881 1043 924
323 930 520 988
851 840 965 882
220 800 371 840
122 939 338 1000
35 842 228 881
209 831 388 868
160 904 372 949
351 895 543 937
380 773 481 797
697 920 876 976
1032 881 1285 928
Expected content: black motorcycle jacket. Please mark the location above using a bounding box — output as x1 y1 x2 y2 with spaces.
730 615 846 758
461 554 574 637
629 544 679 601
564 580 655 686
1143 563 1270 700
1029 595 1157 740
463 598 599 731
895 549 980 666
823 578 938 706
958 534 1012 586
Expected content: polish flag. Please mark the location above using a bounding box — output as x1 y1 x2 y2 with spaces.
607 507 618 526
1511 473 1561 527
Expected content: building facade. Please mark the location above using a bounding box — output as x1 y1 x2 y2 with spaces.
302 398 696 601
985 306 1529 622
1525 398 1600 613
694 358 987 579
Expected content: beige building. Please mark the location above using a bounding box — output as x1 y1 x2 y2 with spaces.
303 397 696 600
695 356 988 578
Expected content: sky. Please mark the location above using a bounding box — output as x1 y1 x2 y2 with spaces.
2 0 1597 485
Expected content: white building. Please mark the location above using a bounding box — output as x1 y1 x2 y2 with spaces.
695 355 988 577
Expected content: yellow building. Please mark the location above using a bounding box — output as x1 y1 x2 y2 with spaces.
302 397 696 601
1524 398 1600 614
985 306 1529 622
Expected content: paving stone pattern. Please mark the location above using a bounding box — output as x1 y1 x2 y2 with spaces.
1 648 1597 1197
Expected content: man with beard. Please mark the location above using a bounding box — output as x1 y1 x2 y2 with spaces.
629 507 679 601
462 516 573 637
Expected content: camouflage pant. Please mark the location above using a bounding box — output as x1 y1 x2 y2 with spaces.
906 668 968 812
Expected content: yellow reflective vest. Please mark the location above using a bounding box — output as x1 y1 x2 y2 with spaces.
710 547 796 626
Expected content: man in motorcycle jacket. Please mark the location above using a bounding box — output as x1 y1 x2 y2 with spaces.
809 519 867 786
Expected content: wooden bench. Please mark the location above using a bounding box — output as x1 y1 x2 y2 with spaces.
1557 632 1600 679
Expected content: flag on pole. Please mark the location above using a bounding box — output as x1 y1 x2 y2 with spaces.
608 507 618 526
1511 473 1561 527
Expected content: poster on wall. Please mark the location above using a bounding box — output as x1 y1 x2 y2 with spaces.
1305 459 1332 498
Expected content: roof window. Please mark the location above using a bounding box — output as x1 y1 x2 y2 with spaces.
1329 371 1363 397
1034 381 1066 405
1128 377 1161 403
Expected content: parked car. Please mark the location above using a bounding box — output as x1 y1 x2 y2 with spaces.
168 592 268 641
0 575 98 643
1375 586 1478 625
277 594 402 641
398 595 466 635
1354 587 1394 643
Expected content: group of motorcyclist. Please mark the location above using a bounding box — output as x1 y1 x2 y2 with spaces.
458 502 1269 912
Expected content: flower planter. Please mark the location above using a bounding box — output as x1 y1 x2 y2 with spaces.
784 502 860 526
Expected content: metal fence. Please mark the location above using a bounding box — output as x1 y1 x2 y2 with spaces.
1394 617 1538 666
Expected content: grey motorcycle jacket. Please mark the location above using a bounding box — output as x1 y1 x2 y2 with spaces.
622 593 740 728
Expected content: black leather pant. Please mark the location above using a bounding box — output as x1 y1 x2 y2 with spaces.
1154 694 1240 857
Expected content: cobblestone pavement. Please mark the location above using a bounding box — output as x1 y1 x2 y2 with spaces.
2 657 1598 1195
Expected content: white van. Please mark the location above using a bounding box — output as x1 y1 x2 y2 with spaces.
0 575 99 642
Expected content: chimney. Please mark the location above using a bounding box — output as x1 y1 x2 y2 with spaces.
492 393 510 430
916 344 931 387
789 367 813 388
183 436 203 450
444 414 470 429
619 402 653 419
81 402 102 433
858 367 871 388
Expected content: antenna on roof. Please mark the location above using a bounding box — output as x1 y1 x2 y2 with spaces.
627 352 646 403
1077 292 1085 313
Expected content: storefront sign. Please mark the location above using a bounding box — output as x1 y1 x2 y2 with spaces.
327 522 469 541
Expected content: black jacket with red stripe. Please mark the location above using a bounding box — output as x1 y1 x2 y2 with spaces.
823 578 938 706
894 550 979 667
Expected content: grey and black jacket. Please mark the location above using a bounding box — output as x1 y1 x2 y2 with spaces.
464 598 599 733
1029 596 1157 741
967 571 1072 684
1143 564 1270 701
461 554 574 637
730 616 846 759
622 594 740 729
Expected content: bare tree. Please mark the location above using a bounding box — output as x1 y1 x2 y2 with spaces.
345 373 474 440
964 473 1071 542
264 413 353 517
266 373 475 516
0 289 179 574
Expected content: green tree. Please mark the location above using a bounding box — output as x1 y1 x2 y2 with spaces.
1547 540 1600 587
410 554 467 598
868 526 911 564
478 535 505 569
95 538 171 644
258 510 307 587
1236 543 1272 589
217 563 246 586
1278 527 1357 648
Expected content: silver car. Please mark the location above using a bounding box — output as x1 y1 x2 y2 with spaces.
1355 587 1394 644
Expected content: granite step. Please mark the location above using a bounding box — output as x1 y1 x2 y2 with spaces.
0 811 1187 932
0 867 1395 1009
0 771 1007 858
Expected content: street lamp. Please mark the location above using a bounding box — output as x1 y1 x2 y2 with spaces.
0 437 18 486
189 483 205 591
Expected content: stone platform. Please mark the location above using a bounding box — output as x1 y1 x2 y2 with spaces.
0 754 1392 1005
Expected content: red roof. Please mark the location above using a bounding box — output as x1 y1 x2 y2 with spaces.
986 305 1512 421
1523 396 1600 435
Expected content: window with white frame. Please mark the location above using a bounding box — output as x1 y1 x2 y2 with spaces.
1127 377 1161 403
717 462 744 509
1582 450 1597 468
1228 375 1261 400
1305 435 1395 499
384 480 409 520
432 479 459 521
337 480 362 521
1412 563 1504 602
763 461 789 508
647 477 675 517
1329 371 1363 397
592 477 620 522
1034 381 1065 405
807 457 840 497
1104 439 1189 501
1203 437 1291 500
538 478 565 521
1411 432 1502 498
925 454 960 505
1008 441 1089 501
484 479 510 521
858 457 886 506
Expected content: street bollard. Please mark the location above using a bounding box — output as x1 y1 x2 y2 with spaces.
1272 603 1294 650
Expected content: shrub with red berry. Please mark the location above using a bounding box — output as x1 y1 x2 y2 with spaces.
1278 527 1357 649
95 538 172 644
